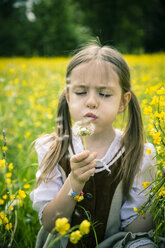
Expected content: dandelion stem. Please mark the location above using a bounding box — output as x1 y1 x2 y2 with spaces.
83 136 87 150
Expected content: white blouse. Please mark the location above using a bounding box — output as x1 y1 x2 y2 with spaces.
30 129 156 228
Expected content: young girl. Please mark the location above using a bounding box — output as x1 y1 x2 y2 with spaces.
30 44 163 248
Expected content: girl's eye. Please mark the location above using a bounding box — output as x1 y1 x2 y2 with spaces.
75 91 87 95
99 92 111 98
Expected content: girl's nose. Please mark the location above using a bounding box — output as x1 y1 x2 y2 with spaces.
86 92 98 109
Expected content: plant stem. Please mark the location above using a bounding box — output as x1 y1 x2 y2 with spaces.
83 136 87 150
79 205 99 248
8 210 18 247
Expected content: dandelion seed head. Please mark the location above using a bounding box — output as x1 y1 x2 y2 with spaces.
73 120 95 137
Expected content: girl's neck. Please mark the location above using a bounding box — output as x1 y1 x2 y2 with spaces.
84 127 116 159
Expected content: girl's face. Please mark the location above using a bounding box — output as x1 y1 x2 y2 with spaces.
66 61 130 135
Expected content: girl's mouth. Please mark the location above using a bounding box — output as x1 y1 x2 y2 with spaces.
84 113 98 120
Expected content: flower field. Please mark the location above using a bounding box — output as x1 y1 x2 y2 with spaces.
0 54 165 247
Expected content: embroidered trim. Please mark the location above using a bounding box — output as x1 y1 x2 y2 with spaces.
95 159 111 174
95 146 125 174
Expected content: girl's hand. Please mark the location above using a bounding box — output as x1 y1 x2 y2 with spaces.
70 151 97 186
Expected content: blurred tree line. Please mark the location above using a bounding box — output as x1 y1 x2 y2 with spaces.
0 0 165 56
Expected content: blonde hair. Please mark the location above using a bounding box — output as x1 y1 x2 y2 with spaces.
37 44 144 198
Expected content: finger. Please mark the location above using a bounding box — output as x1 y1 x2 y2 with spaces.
71 151 97 163
79 159 97 174
79 152 97 167
72 152 97 167
81 167 96 181
71 159 96 182
71 151 90 163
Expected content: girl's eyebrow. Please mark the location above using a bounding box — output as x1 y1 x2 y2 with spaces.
72 84 114 90
73 84 87 88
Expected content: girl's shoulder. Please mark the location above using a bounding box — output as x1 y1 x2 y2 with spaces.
137 142 156 178
133 142 156 187
34 134 55 157
143 142 156 162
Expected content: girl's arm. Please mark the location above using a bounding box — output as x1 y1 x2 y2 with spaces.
125 167 165 233
124 212 153 232
42 150 97 232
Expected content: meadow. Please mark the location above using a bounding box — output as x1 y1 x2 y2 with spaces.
0 54 165 247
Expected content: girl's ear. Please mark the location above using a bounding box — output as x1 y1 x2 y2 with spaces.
118 91 131 113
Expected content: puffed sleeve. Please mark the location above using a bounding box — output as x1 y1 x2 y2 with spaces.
120 143 156 229
30 136 63 224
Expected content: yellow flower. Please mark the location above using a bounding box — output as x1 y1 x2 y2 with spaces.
0 212 5 219
146 149 151 155
0 159 5 168
139 210 144 215
155 111 165 119
70 230 82 244
157 170 162 177
17 144 22 149
10 194 15 200
17 189 26 199
23 184 30 189
6 178 11 184
24 131 31 138
47 114 53 119
153 132 161 144
79 220 91 235
133 207 144 215
51 75 56 80
6 222 12 230
55 217 70 235
4 216 9 223
142 182 151 189
14 78 19 84
157 87 165 95
2 146 8 151
133 207 138 213
0 219 2 225
8 163 14 171
35 121 41 127
150 96 159 105
5 91 12 97
0 199 5 205
2 194 8 200
6 172 12 178
159 187 165 198
9 206 14 211
22 63 27 68
9 68 15 73
143 106 153 115
18 121 23 127
22 80 27 86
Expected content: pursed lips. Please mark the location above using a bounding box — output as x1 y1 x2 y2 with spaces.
84 113 98 120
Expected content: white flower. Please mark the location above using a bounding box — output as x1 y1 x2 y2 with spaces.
72 121 95 137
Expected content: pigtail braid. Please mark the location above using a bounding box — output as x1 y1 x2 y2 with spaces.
121 90 144 197
37 91 72 185
57 91 72 161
